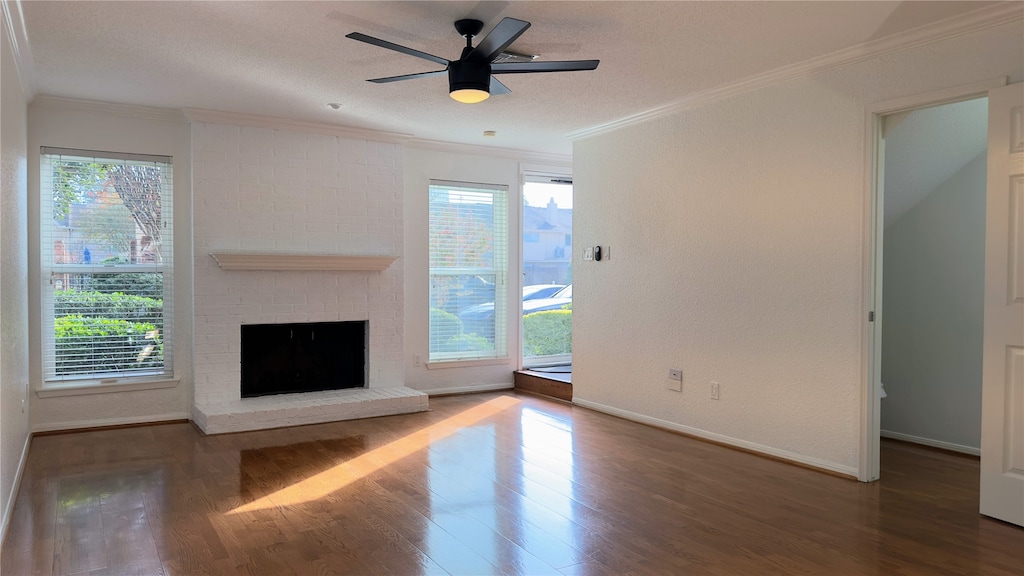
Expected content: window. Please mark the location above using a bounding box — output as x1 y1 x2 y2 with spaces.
428 181 508 361
40 148 173 385
524 232 540 243
564 234 572 246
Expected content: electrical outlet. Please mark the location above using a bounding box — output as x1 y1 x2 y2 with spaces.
711 381 720 400
583 247 594 261
413 354 421 367
604 246 611 260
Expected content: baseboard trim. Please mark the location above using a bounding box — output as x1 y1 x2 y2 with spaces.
1 433 31 549
573 398 858 479
423 383 514 397
31 413 191 434
880 430 980 456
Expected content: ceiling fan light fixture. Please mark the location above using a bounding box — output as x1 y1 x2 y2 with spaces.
450 87 489 104
348 17 599 102
448 59 491 104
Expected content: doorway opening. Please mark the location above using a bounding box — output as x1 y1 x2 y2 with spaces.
864 79 1024 528
877 96 988 462
861 79 1007 486
521 174 573 370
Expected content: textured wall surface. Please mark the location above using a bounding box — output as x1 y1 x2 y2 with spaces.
191 123 404 407
881 154 987 450
572 22 1023 472
1 7 31 539
27 103 193 430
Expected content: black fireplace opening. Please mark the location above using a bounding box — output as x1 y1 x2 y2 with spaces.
241 321 367 398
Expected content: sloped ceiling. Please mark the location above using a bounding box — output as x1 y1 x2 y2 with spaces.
883 98 988 227
18 1 1006 155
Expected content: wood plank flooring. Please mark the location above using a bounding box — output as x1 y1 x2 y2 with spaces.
2 392 1021 575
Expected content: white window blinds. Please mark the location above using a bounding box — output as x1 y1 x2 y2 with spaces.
40 147 174 383
428 180 508 361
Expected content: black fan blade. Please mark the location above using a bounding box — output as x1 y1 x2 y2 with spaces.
368 70 448 83
489 76 511 95
346 32 449 66
471 17 530 62
491 60 599 74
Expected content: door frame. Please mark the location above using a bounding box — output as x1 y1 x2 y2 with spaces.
859 76 1008 482
518 164 573 371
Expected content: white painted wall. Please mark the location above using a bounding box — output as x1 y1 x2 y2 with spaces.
402 145 568 394
191 123 404 408
26 100 193 430
881 153 987 450
1 5 31 541
571 22 1023 473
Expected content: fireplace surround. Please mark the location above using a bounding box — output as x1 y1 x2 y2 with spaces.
190 122 428 435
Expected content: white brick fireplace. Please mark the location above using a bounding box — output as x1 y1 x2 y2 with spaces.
189 119 426 434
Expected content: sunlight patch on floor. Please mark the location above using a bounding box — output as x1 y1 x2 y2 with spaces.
228 395 521 514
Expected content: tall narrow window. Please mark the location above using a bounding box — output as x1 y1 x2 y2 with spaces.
428 180 508 361
40 148 174 384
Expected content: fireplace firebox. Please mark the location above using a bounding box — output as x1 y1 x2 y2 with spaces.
240 321 367 398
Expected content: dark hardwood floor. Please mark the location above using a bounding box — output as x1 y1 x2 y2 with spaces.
2 392 1021 575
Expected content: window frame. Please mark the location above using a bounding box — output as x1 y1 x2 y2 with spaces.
39 147 175 390
427 180 509 363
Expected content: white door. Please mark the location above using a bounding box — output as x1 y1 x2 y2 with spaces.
980 82 1024 526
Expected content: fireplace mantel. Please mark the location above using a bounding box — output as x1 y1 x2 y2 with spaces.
209 252 397 271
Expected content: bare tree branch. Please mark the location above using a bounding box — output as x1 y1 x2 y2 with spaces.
106 165 164 262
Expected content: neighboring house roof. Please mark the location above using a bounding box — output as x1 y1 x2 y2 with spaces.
523 204 572 234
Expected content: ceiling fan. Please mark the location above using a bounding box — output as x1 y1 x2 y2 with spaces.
346 17 599 104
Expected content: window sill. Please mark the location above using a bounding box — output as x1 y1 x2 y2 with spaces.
36 377 179 398
426 357 511 370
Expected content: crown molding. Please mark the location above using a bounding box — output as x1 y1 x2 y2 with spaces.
184 108 412 144
568 2 1024 142
31 95 187 123
2 0 36 100
406 137 572 165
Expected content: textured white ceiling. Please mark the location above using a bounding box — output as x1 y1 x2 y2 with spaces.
883 98 988 227
21 1 1001 155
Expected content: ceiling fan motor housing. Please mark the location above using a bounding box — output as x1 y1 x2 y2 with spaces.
448 58 491 94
